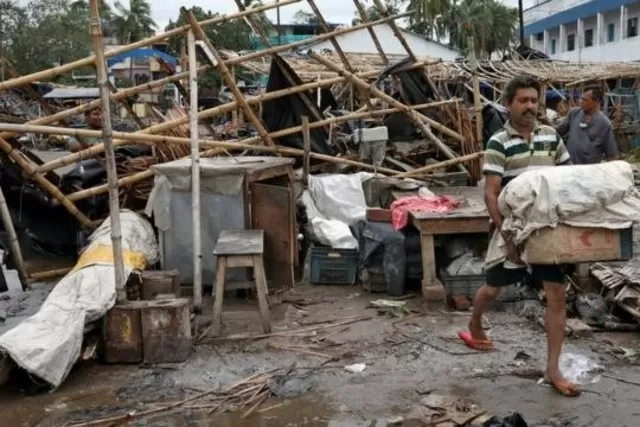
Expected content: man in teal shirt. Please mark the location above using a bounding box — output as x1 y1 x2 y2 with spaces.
68 109 103 152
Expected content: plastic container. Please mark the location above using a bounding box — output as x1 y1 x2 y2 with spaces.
440 270 520 302
310 247 359 285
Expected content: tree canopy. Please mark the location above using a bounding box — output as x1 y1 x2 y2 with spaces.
407 0 519 58
1 0 158 76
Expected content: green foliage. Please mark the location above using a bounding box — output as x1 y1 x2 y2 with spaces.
0 0 157 77
407 0 519 58
164 6 254 55
112 0 157 44
1 0 93 75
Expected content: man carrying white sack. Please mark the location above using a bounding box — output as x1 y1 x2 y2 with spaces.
457 76 580 397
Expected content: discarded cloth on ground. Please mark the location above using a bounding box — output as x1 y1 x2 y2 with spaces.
390 195 460 230
301 172 374 249
485 161 640 269
0 210 158 389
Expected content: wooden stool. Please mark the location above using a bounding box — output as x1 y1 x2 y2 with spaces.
212 229 271 336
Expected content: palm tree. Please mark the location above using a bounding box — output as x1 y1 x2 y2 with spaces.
69 0 115 37
112 0 157 45
446 0 517 59
111 0 157 81
407 0 451 42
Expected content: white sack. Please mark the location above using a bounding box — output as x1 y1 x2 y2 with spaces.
486 161 640 268
0 211 159 389
302 173 373 249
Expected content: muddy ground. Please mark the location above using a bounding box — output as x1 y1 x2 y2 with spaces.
1 284 639 427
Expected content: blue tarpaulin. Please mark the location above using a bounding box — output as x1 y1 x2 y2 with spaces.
107 48 177 67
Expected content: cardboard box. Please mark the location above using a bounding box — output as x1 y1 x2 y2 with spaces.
523 225 633 264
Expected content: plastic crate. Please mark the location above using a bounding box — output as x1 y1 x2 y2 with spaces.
440 270 520 302
310 247 359 285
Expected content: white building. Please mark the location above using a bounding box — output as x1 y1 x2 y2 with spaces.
307 23 461 60
525 0 640 62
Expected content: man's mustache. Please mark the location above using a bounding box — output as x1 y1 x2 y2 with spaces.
523 110 536 116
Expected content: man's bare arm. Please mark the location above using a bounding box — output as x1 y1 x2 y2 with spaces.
484 174 504 230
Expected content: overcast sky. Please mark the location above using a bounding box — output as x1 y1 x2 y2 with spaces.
151 0 532 33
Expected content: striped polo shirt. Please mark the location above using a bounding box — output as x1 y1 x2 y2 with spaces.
483 120 571 185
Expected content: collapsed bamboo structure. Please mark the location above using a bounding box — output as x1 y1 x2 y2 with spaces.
2 0 640 249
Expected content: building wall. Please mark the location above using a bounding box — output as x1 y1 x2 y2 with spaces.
309 24 459 59
526 0 640 61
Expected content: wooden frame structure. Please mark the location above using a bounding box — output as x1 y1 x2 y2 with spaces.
2 0 638 286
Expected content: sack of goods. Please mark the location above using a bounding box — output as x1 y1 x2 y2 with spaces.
486 160 640 267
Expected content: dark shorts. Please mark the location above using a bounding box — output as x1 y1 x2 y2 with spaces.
486 263 572 289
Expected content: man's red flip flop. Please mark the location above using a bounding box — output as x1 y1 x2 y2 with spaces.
458 331 494 351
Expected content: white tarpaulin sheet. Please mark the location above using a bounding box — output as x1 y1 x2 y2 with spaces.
302 172 374 249
486 161 640 268
0 210 158 389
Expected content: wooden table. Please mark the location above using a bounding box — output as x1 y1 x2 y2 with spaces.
410 186 490 302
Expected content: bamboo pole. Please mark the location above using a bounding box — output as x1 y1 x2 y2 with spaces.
353 0 389 65
34 71 376 174
184 8 277 147
107 80 146 129
3 58 94 149
0 186 27 288
28 267 72 283
157 58 217 137
306 0 353 73
0 99 460 205
89 0 126 302
0 137 93 227
0 65 212 142
371 0 439 97
469 38 484 151
223 11 413 67
302 116 311 185
307 50 467 174
0 0 302 91
233 0 324 123
0 99 458 170
393 152 485 178
188 29 202 311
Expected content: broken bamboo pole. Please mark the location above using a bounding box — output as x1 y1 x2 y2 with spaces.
188 29 203 311
0 99 460 205
306 0 353 73
89 0 126 302
0 66 212 142
372 0 439 98
233 0 324 122
33 67 406 175
353 0 389 65
302 116 311 185
0 0 302 91
308 50 467 174
184 8 276 147
107 80 146 129
393 152 485 178
0 137 93 227
0 186 27 288
223 11 413 67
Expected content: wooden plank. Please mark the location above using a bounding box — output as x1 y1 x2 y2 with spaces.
413 218 490 235
214 230 264 255
250 182 296 289
366 208 392 223
246 163 293 184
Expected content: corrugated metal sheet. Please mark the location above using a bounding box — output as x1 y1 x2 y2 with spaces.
43 88 100 99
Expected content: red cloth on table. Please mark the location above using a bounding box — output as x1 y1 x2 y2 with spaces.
390 196 460 230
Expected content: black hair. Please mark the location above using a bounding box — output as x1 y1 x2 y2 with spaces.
584 85 603 102
504 75 541 104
